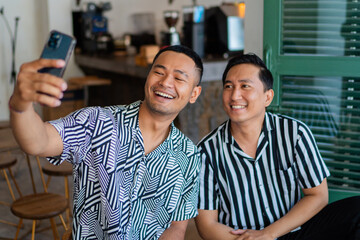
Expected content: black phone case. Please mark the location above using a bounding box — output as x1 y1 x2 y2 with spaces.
38 30 76 77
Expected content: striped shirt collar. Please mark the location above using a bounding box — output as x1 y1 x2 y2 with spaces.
122 100 175 156
222 112 274 144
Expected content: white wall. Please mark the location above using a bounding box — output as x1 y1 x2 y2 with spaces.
0 0 263 121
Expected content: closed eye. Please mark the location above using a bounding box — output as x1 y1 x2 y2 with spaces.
154 71 164 75
175 77 185 82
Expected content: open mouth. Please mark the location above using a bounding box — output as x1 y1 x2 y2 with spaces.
231 105 246 109
154 91 175 99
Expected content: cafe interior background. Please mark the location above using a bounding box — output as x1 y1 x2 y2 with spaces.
0 0 261 237
0 0 360 238
0 0 262 123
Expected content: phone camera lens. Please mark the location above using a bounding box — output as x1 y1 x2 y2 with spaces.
48 32 61 49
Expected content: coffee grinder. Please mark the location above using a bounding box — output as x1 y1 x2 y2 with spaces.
161 10 181 46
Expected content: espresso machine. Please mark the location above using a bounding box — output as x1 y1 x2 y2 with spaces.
161 10 181 46
72 2 114 54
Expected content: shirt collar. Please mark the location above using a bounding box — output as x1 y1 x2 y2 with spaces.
122 100 142 130
221 112 274 144
123 100 176 156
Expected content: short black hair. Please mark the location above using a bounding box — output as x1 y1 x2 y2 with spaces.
222 53 273 91
152 45 203 85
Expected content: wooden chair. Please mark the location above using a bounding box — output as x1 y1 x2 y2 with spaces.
0 152 22 227
42 160 73 226
10 155 68 240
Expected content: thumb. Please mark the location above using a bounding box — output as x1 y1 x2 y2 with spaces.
230 229 247 235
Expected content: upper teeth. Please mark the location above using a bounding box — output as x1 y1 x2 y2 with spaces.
155 91 174 99
232 105 245 109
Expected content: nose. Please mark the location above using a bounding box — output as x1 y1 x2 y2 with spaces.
159 74 174 87
231 87 242 100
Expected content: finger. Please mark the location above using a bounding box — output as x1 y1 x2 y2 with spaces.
20 58 65 73
32 71 68 91
231 229 247 235
15 71 66 103
34 81 65 100
19 70 67 91
35 92 62 107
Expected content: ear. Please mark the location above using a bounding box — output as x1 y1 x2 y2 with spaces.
265 89 274 107
189 86 202 104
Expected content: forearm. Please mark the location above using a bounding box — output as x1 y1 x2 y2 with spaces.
159 220 188 240
263 190 328 238
195 217 238 240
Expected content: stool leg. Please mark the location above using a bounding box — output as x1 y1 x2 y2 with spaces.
59 214 68 230
14 218 23 240
46 175 52 188
31 220 36 240
8 167 22 197
3 169 15 201
64 176 71 225
50 217 60 240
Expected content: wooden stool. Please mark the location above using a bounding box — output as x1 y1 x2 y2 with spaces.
11 156 68 240
0 153 22 227
42 160 73 226
68 76 111 106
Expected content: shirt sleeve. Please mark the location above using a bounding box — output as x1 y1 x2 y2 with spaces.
46 107 99 165
198 144 219 210
171 151 201 221
295 121 330 189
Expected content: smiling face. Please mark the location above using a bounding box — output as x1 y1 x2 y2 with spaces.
222 63 274 126
143 50 202 118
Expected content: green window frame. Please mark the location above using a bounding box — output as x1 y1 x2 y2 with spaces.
263 0 360 202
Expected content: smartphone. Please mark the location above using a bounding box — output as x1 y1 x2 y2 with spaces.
38 30 76 77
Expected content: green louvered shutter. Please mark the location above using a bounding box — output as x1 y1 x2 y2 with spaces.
264 0 360 201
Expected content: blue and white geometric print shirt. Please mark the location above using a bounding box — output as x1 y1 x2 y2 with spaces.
47 101 200 240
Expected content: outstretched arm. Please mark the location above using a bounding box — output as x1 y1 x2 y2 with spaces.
9 59 67 157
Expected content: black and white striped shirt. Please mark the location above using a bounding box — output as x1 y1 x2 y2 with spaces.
197 112 330 230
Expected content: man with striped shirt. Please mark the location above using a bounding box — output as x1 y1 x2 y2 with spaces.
9 45 203 239
196 54 360 240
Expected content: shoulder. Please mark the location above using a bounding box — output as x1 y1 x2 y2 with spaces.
268 112 314 139
169 126 201 176
105 101 140 117
170 126 199 156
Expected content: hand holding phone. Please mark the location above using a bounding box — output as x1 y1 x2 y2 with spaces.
10 30 76 112
38 30 76 77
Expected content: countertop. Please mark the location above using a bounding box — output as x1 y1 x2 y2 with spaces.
75 53 228 82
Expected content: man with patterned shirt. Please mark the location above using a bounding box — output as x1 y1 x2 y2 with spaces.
9 45 202 239
195 53 360 240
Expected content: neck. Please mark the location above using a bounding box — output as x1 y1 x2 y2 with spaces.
138 102 174 154
230 113 266 158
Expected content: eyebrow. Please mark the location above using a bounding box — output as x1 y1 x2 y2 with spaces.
224 79 253 84
153 64 166 70
153 64 189 79
174 69 189 79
